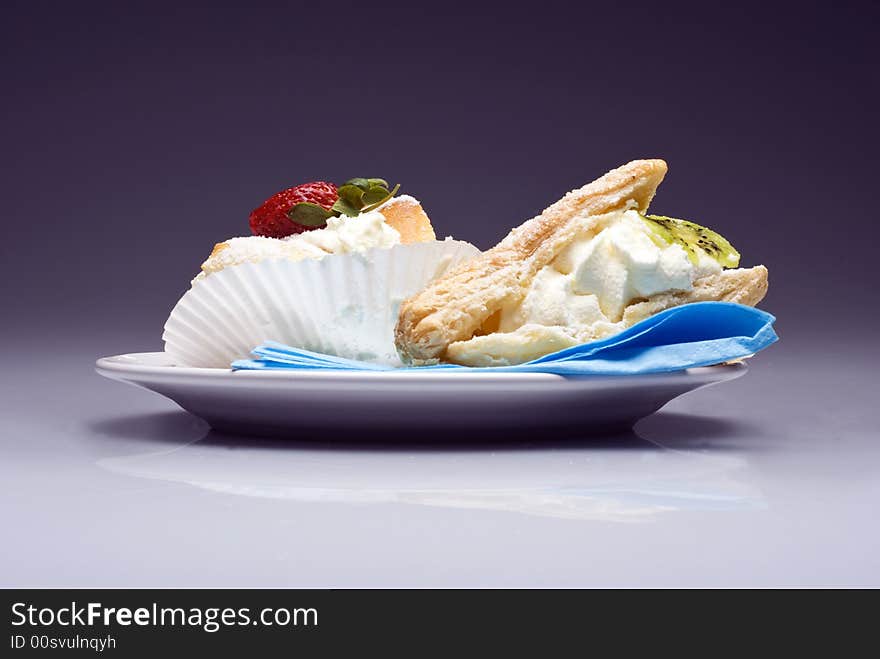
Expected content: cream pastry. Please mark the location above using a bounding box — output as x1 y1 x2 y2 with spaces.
199 195 435 278
163 176 481 368
394 159 768 366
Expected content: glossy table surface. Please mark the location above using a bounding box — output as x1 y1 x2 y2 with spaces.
2 332 878 587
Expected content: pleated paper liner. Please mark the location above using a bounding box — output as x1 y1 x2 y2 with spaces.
162 239 481 368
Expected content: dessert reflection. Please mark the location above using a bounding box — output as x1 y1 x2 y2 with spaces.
95 411 763 522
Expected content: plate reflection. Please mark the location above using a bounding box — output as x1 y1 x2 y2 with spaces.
97 421 763 522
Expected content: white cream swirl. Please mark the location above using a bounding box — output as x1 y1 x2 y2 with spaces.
199 210 401 277
500 209 721 331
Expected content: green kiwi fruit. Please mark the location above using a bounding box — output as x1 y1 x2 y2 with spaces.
640 213 740 269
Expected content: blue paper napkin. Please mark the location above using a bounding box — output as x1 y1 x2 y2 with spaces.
232 302 777 375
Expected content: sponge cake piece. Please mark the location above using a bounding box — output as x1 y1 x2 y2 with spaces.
378 195 436 244
199 195 437 276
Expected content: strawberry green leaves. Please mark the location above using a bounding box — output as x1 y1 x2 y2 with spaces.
287 202 335 227
332 178 400 217
286 177 399 228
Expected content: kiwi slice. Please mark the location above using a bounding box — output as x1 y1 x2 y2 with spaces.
640 213 740 269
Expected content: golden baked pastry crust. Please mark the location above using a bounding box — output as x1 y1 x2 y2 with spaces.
621 265 768 327
444 265 769 366
395 159 769 366
394 159 669 364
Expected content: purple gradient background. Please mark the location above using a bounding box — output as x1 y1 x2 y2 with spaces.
2 2 880 589
1 1 876 351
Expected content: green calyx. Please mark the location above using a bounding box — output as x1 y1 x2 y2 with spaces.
333 178 401 217
287 178 400 228
287 202 335 227
640 213 741 269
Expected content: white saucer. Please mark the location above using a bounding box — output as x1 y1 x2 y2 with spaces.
96 352 746 437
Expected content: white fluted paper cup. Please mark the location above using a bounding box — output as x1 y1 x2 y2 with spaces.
162 239 481 368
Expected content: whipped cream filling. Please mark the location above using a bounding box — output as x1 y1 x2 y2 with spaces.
499 209 722 332
199 210 401 277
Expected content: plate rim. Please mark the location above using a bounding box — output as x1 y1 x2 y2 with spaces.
95 351 747 383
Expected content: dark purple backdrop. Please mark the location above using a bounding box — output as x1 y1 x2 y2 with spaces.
2 1 876 351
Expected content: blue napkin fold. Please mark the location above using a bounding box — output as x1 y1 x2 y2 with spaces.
232 302 777 375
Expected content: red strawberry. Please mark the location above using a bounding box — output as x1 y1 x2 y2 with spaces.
249 181 338 238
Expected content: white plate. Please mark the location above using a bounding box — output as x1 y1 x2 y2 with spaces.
96 352 746 437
